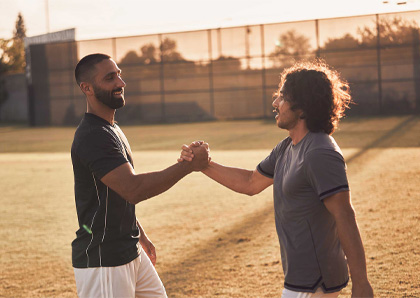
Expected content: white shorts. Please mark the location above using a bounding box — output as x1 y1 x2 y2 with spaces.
282 287 340 298
74 248 167 298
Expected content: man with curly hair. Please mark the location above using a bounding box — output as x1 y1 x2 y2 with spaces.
180 61 373 297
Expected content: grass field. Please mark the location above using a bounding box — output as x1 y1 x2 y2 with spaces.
1 115 419 297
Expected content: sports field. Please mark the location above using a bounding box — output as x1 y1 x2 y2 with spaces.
0 115 419 297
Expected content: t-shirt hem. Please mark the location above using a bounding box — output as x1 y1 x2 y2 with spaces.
95 158 128 180
321 277 349 293
319 185 350 200
284 276 322 293
284 276 348 293
257 164 274 178
72 251 140 269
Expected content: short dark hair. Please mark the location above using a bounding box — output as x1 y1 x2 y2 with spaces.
278 60 352 135
75 53 111 85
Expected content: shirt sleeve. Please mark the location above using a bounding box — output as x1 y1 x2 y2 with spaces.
257 148 276 178
257 137 291 178
76 128 129 179
304 148 349 200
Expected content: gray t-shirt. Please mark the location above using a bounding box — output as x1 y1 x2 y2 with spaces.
258 132 349 293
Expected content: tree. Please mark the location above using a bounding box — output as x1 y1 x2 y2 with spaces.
119 50 143 65
320 16 419 50
119 44 160 66
0 13 27 73
119 37 186 66
214 55 242 71
160 37 185 62
323 33 360 50
0 13 26 113
140 44 158 64
269 30 312 68
358 16 420 47
14 13 27 40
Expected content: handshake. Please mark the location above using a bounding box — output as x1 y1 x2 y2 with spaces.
177 141 211 172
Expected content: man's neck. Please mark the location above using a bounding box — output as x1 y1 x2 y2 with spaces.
87 102 116 125
288 121 309 145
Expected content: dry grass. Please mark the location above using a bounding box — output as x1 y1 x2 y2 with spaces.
0 116 419 297
2 115 418 153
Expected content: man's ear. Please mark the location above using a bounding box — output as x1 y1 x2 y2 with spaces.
80 82 93 96
299 111 306 119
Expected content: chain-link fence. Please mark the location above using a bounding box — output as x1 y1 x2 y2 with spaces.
27 10 420 126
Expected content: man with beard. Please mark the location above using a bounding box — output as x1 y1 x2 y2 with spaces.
71 53 209 298
180 61 373 297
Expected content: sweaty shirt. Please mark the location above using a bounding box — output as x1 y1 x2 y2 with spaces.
258 132 349 293
71 113 140 268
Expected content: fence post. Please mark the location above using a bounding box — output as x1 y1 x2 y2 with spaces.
217 28 222 57
207 30 215 117
315 19 320 58
245 26 251 70
158 34 166 122
413 28 420 114
260 24 267 118
376 14 383 114
112 38 117 62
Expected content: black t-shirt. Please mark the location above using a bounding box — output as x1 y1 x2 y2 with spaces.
71 113 140 268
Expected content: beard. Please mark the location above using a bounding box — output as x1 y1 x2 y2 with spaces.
275 110 300 130
93 85 125 109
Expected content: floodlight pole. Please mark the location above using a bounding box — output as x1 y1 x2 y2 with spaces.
45 0 50 33
376 14 383 114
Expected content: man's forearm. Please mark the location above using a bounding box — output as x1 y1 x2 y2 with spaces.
335 210 369 283
129 161 193 204
136 218 146 238
202 161 255 195
102 144 209 205
323 192 373 296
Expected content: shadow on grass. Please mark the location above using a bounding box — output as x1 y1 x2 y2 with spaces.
160 203 277 296
345 115 419 163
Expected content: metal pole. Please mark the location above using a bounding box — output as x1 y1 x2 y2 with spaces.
376 14 383 114
412 28 420 113
45 0 50 33
246 26 250 69
315 19 320 58
69 41 74 104
207 30 215 118
217 28 222 58
112 38 117 61
159 34 166 122
260 24 267 118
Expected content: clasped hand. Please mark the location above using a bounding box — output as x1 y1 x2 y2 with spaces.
178 141 211 171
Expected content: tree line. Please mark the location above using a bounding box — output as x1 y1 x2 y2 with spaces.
115 16 419 75
0 13 27 109
270 16 420 67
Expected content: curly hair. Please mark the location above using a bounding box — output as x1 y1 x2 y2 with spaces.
277 60 352 135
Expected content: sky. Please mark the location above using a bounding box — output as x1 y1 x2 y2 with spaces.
0 0 420 41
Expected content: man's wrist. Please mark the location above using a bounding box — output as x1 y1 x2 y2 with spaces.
177 159 195 173
201 160 213 173
350 273 370 285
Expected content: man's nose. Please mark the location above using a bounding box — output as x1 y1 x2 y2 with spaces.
118 77 126 88
272 97 279 108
